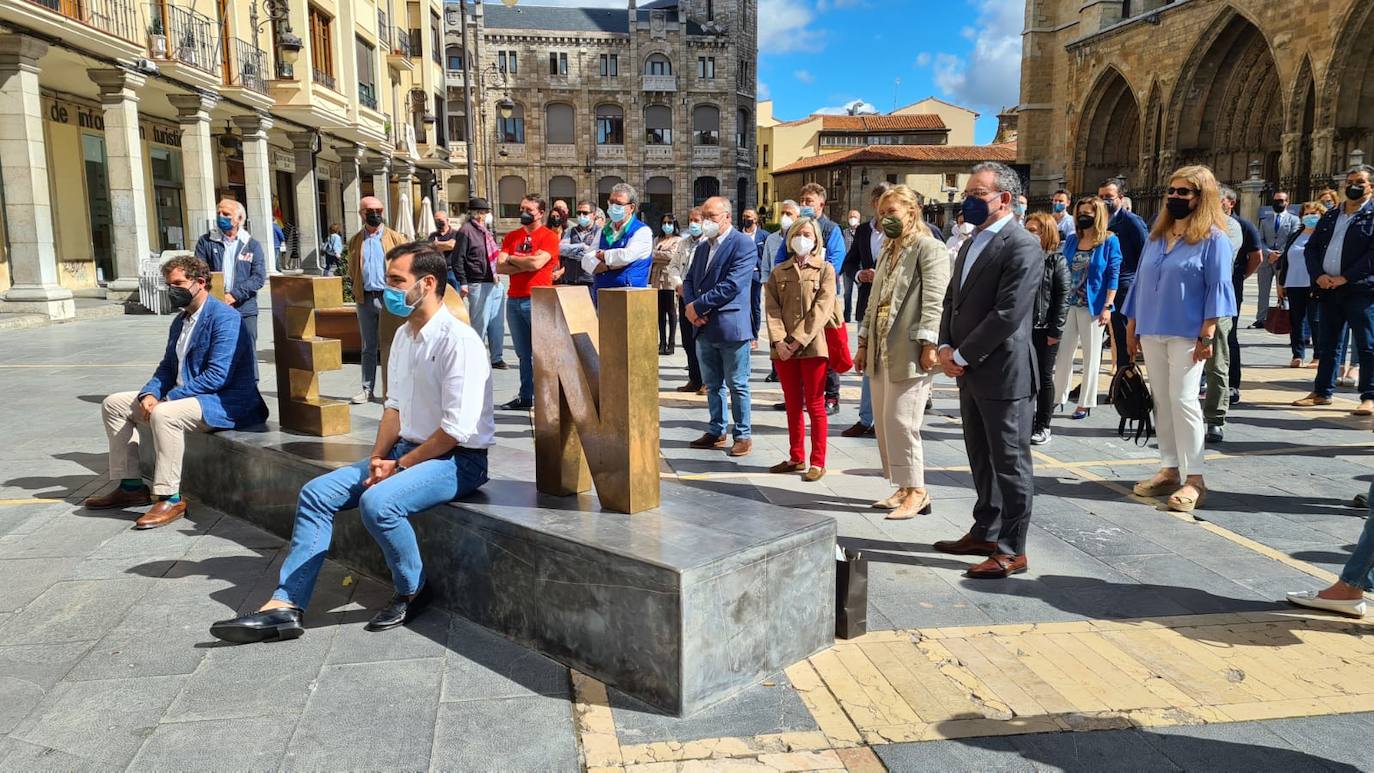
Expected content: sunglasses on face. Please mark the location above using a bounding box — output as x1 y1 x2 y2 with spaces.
577 210 592 216
1165 187 1199 197
364 208 384 215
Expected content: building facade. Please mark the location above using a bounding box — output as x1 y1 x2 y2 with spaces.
442 0 758 230
757 97 983 222
0 0 450 319
1018 0 1374 219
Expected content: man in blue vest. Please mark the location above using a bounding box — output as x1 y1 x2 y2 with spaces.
590 183 653 302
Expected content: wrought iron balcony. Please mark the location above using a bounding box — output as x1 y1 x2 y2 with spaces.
149 3 220 75
313 68 337 92
27 0 139 43
358 82 378 111
232 38 268 95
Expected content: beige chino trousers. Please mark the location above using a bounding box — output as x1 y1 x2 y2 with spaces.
102 391 209 496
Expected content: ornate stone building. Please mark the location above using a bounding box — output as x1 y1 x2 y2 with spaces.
1018 0 1373 218
444 0 757 229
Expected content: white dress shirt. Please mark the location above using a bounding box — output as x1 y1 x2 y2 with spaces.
601 222 654 268
701 224 733 275
174 307 202 387
869 219 885 262
383 306 496 448
949 212 1015 367
220 229 250 290
1323 202 1372 277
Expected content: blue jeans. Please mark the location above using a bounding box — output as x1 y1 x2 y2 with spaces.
507 295 534 403
272 442 489 609
1314 290 1374 400
858 373 873 427
1340 479 1374 590
356 294 383 392
465 281 507 365
696 338 752 439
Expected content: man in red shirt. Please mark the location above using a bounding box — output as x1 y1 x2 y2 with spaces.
496 193 559 410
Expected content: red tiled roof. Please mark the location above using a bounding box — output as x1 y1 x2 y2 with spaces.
819 114 946 131
772 142 1017 175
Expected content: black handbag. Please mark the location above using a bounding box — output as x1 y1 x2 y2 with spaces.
835 546 868 640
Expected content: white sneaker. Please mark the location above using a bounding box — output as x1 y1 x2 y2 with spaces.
350 390 372 405
1286 590 1367 618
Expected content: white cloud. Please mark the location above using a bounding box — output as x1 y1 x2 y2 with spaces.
961 26 976 40
931 0 1024 113
914 52 931 68
758 0 825 54
814 99 878 116
793 69 815 84
758 80 772 101
816 0 862 9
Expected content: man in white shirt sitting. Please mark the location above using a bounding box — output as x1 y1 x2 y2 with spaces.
210 242 496 644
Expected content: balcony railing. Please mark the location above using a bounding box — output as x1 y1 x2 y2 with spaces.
377 9 390 48
408 29 422 58
313 68 337 92
358 82 378 111
151 4 220 75
28 0 139 43
642 74 677 92
232 38 268 95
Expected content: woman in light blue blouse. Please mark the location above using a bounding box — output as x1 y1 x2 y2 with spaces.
1122 165 1238 513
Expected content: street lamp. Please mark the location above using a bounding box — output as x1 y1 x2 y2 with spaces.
497 97 515 120
248 0 303 79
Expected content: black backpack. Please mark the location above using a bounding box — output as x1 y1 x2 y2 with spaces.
1109 363 1153 445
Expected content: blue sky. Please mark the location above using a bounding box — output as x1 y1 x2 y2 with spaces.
529 0 1024 145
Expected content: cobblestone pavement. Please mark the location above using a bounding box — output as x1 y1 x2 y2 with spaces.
2 287 1373 772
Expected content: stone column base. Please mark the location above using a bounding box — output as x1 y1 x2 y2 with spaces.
105 278 140 303
2 284 75 319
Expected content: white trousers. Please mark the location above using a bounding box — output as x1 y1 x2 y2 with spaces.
1140 336 1206 478
1053 306 1107 408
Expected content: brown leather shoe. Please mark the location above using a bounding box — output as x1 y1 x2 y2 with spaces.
134 499 187 530
728 439 753 457
1292 393 1333 407
675 383 702 393
769 460 806 474
696 385 708 396
688 432 728 449
802 466 825 482
1355 399 1374 416
966 553 1028 579
840 422 875 438
83 486 152 510
932 533 998 556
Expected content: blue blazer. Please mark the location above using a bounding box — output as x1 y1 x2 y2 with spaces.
139 297 270 430
1061 232 1123 316
196 231 267 317
1305 200 1374 289
684 229 757 343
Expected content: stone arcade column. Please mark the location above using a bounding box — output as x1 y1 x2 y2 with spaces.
232 112 276 273
168 91 219 240
336 143 364 237
89 67 152 302
365 155 391 216
393 159 416 229
287 131 321 274
0 35 73 319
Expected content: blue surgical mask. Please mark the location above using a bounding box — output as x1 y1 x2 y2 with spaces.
383 284 422 317
608 203 627 223
1052 202 1067 214
662 223 675 234
216 214 234 233
1302 214 1321 229
688 222 703 237
961 195 991 227
800 206 816 218
577 215 591 228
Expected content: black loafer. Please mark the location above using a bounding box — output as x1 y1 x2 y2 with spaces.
210 607 304 644
365 582 434 632
498 397 533 411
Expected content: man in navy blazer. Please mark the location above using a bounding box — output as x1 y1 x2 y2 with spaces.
85 255 269 530
195 199 267 369
683 196 757 457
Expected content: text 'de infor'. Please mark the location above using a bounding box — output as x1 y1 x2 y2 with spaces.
532 287 660 514
269 275 351 437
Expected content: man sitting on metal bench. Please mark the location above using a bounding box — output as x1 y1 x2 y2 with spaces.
210 242 495 643
85 255 268 529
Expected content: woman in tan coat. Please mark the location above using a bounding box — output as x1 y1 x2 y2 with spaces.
765 217 839 481
856 185 952 519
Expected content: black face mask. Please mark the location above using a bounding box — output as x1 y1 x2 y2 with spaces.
1348 184 1369 202
546 212 564 229
519 211 535 226
168 285 195 309
742 219 755 228
1075 214 1095 231
1272 201 1287 213
364 212 384 228
1166 197 1194 221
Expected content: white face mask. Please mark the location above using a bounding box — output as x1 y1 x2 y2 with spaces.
958 222 974 236
780 214 794 232
701 220 722 240
790 236 815 257
484 212 493 226
848 217 859 228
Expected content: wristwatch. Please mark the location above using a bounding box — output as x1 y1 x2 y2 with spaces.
395 460 408 473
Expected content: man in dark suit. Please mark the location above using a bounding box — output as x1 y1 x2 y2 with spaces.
684 196 757 457
935 163 1042 579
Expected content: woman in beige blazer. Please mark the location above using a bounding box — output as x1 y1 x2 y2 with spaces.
856 185 952 519
765 217 839 481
